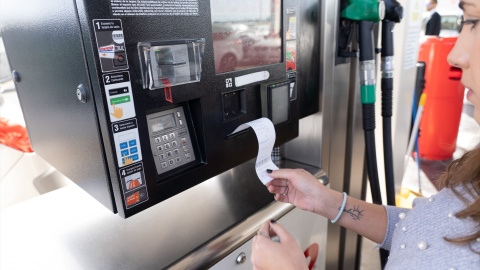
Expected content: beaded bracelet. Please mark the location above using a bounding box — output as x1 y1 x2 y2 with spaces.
331 192 347 223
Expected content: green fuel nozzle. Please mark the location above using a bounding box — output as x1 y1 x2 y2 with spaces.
341 0 385 105
341 0 385 23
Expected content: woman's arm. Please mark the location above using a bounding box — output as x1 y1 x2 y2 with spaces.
318 187 388 244
266 168 388 244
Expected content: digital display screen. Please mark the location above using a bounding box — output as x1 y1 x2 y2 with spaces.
151 114 176 133
269 83 289 125
211 0 282 74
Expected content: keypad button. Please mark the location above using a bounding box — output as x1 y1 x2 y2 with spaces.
169 133 175 139
159 153 165 160
173 149 179 155
168 159 175 165
162 135 169 141
185 153 191 160
166 151 173 157
172 141 178 147
175 157 181 163
181 138 187 144
183 146 189 152
161 162 167 168
157 145 163 152
154 137 161 144
164 143 171 149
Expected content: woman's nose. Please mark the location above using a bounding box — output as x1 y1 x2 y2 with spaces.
447 39 469 69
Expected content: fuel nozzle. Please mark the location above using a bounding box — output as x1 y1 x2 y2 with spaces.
381 0 403 63
383 0 403 23
341 0 385 23
341 0 386 106
380 0 403 209
341 0 385 208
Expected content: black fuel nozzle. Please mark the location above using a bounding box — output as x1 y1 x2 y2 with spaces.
383 0 403 23
381 0 403 58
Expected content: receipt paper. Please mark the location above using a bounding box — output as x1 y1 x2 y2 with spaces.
229 118 278 184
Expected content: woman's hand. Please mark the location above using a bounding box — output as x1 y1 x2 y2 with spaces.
266 169 326 214
251 220 308 270
266 169 389 245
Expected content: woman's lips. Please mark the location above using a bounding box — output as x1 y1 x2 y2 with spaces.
466 88 473 101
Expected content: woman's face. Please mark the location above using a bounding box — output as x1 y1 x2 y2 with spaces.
447 0 480 124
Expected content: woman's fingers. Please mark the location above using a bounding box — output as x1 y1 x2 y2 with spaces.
266 178 288 188
267 183 288 195
258 220 272 238
269 221 292 243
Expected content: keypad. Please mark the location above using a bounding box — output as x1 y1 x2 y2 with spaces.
154 127 194 171
148 107 195 174
156 131 192 169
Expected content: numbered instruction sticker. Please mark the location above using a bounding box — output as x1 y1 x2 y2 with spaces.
119 162 148 209
93 19 129 72
103 71 136 122
112 119 143 167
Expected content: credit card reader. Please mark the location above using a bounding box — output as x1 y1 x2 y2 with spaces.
146 107 196 175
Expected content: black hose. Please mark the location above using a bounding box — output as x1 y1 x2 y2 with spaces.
362 103 382 205
382 77 396 206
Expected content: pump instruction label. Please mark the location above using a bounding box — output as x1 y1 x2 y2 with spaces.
120 162 149 208
103 71 136 122
112 118 143 167
285 8 297 75
111 0 199 16
93 19 129 72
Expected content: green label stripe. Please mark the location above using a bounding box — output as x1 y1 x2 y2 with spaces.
110 95 131 105
286 51 292 59
361 85 376 104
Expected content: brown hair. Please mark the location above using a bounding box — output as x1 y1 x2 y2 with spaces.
438 147 480 251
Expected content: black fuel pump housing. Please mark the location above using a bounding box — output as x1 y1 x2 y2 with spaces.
0 0 320 217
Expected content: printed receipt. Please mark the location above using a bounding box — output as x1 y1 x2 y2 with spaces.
229 118 278 185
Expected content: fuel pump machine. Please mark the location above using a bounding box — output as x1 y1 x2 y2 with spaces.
1 0 320 218
1 0 420 269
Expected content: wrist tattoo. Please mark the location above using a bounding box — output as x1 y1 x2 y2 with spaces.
343 205 364 221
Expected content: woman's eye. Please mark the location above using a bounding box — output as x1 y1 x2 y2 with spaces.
460 19 479 32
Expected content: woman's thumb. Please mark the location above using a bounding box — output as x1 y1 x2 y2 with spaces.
269 220 292 243
267 168 295 180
